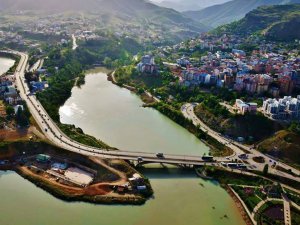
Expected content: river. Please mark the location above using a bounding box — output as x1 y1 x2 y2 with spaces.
59 70 245 225
0 57 15 75
0 170 245 225
0 63 245 225
60 69 209 156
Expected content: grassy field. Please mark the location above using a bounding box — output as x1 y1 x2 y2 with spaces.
194 104 282 143
59 124 113 149
258 130 300 169
255 201 284 225
205 167 271 186
291 207 300 225
231 185 262 212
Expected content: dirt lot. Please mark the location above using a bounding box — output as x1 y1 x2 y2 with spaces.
0 126 44 142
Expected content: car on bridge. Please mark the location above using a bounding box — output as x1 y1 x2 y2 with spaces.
202 156 214 162
156 153 164 158
137 157 143 162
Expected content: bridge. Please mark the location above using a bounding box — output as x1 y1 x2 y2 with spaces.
5 49 300 183
3 50 231 167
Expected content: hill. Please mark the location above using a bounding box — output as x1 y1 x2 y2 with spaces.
214 4 300 41
183 0 300 28
0 0 209 41
258 130 300 169
155 0 229 12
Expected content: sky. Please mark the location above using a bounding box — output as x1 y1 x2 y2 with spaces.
150 0 177 2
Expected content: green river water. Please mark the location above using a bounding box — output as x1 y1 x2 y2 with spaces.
0 63 245 225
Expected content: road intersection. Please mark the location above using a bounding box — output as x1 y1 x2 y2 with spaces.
4 50 300 182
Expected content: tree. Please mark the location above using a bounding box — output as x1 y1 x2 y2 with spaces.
263 164 269 175
103 57 112 68
6 106 15 118
16 106 29 127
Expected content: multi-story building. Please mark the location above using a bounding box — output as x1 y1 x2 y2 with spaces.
235 99 257 115
137 55 158 74
262 96 300 120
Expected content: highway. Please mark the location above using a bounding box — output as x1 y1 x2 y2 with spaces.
182 103 300 182
5 50 232 166
4 49 300 182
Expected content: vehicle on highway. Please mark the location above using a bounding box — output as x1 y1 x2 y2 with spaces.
202 156 214 161
156 153 164 158
137 157 143 162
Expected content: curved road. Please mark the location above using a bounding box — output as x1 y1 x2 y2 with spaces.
5 49 300 182
182 103 300 182
6 50 229 166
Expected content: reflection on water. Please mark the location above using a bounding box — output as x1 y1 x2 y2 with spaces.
0 57 15 75
60 72 209 156
0 68 245 225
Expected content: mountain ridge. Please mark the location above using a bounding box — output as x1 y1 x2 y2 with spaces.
155 0 229 12
183 0 300 28
0 0 210 41
213 4 300 41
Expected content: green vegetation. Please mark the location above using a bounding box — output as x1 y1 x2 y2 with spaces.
285 188 300 206
15 105 30 127
5 105 14 119
151 102 232 156
291 207 300 225
231 185 261 211
36 47 83 122
0 52 20 73
255 201 284 225
114 64 176 89
258 130 300 169
214 3 300 41
184 0 297 28
195 103 281 143
253 170 300 190
0 0 209 44
36 36 145 148
3 101 30 127
205 167 271 186
59 124 112 149
0 140 152 205
263 164 269 175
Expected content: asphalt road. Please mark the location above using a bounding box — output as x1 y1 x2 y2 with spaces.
181 103 300 182
5 50 300 182
6 50 232 166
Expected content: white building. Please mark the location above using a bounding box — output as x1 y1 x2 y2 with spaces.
235 99 257 115
262 96 300 120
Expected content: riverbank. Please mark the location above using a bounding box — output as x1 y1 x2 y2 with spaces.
0 140 153 205
0 52 20 74
109 72 231 157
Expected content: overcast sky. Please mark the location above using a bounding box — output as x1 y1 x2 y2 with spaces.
150 0 176 2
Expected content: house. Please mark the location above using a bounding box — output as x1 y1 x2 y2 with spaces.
235 99 257 115
36 154 51 163
137 55 158 74
51 162 68 170
30 81 48 93
4 86 17 98
177 56 190 67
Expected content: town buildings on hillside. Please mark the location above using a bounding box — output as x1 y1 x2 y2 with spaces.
262 96 300 120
